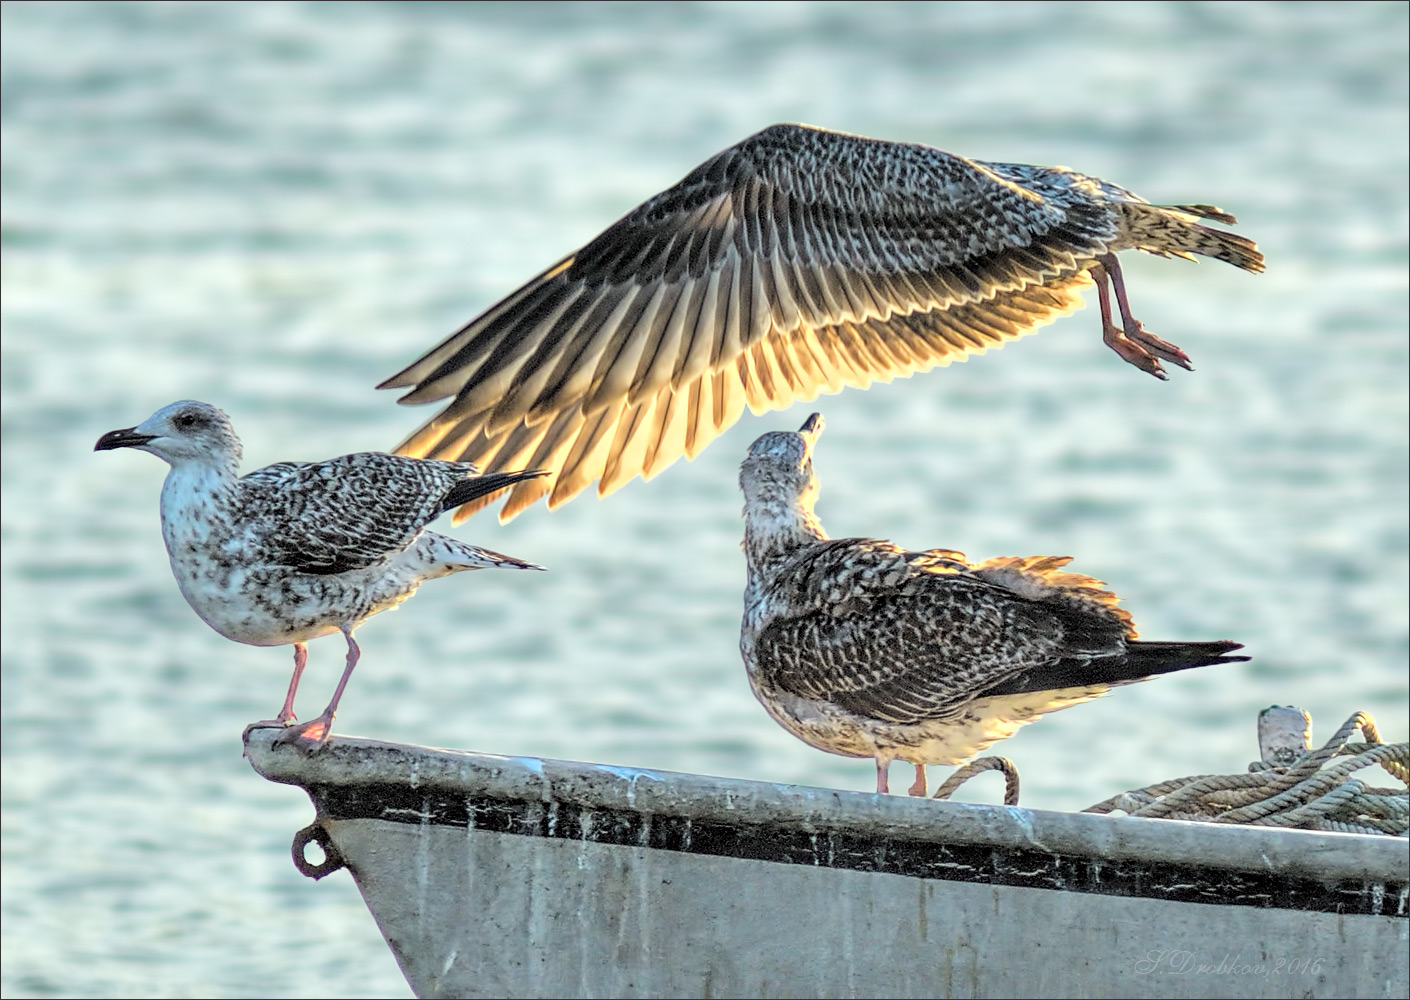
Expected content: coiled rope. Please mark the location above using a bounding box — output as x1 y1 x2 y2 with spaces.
1084 709 1407 836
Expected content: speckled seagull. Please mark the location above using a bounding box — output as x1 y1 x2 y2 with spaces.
381 122 1264 521
95 401 545 746
738 413 1249 796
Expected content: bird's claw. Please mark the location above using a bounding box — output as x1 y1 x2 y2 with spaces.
1103 326 1170 380
242 717 294 741
1125 322 1194 371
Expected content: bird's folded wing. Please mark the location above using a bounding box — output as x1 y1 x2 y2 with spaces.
239 455 471 574
756 544 1135 725
756 577 1046 725
381 123 1110 520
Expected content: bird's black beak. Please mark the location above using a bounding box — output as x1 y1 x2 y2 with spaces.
94 427 157 452
798 412 825 442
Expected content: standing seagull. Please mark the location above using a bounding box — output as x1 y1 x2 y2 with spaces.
95 401 545 746
381 122 1264 521
738 413 1248 796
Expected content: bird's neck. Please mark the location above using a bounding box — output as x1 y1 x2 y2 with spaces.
743 498 828 581
158 458 241 554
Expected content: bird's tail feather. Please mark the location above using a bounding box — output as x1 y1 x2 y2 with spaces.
457 544 545 572
442 469 548 513
1123 639 1250 676
977 641 1246 699
1145 204 1265 273
1161 203 1238 226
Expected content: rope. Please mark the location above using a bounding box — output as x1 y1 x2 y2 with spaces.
1084 710 1407 836
933 756 1021 806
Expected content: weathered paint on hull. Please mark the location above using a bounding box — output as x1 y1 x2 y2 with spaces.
245 730 1408 1000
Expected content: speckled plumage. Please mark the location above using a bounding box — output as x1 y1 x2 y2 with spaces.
95 400 544 745
382 122 1264 521
739 413 1249 796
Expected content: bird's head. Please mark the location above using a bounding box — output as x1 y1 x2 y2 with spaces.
95 400 242 469
739 412 825 515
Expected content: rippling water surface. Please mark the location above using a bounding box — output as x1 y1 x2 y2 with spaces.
2 2 1406 997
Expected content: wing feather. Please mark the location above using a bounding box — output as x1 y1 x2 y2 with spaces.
517 289 642 427
600 398 656 497
644 383 689 480
580 285 654 412
624 278 691 407
240 455 515 574
671 265 724 390
551 406 619 505
388 125 1128 520
379 265 563 393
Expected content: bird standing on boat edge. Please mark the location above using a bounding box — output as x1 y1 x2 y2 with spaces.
95 401 545 747
381 122 1265 522
738 412 1249 797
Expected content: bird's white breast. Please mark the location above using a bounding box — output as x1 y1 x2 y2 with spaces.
156 468 434 647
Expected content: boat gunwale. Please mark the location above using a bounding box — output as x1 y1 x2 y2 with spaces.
244 729 1408 890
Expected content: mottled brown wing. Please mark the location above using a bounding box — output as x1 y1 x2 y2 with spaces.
382 123 1112 521
755 544 1132 725
240 455 468 574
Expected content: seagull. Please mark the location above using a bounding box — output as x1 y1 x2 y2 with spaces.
381 122 1264 521
738 412 1249 796
94 400 545 746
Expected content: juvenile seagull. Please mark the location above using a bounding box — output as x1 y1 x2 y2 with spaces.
95 401 545 746
382 122 1264 521
739 413 1249 796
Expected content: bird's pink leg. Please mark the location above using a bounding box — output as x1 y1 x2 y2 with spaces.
1094 253 1194 374
274 627 360 749
1090 261 1167 379
875 756 891 794
242 642 308 739
276 642 309 722
907 764 927 797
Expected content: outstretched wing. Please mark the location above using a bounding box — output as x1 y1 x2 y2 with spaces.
382 123 1114 520
239 454 520 574
755 543 1134 725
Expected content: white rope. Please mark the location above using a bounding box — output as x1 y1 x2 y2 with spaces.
1084 709 1408 836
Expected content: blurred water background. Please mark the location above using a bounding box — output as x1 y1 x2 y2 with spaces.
2 2 1406 997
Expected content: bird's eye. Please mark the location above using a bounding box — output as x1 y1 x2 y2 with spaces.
175 411 204 430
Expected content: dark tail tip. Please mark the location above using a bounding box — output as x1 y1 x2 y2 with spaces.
1128 639 1250 674
1200 639 1245 657
443 469 549 512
